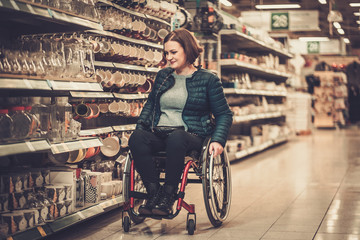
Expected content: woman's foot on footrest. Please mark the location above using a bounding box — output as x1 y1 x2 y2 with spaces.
138 183 160 215
152 184 177 216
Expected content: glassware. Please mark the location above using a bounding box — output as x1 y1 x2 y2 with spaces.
0 109 13 141
8 106 32 140
30 97 50 138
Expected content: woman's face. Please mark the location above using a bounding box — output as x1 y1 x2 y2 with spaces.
164 40 187 71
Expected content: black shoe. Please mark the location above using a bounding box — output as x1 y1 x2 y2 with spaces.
138 183 160 215
152 184 177 216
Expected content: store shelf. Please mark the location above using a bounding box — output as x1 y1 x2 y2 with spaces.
87 30 163 50
97 0 170 27
8 196 124 240
0 0 103 34
49 81 103 92
224 88 287 97
94 61 159 73
220 29 292 59
80 127 114 136
113 124 136 132
233 112 284 123
220 59 291 80
0 78 52 90
227 136 289 162
113 93 149 100
70 91 113 99
0 139 51 157
50 138 103 154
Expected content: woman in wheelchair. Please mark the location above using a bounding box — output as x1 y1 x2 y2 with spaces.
128 28 233 217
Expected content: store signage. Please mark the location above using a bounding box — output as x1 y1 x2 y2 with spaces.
241 10 319 32
289 39 341 55
307 41 320 53
271 12 289 30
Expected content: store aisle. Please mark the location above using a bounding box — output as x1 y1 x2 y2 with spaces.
49 127 360 240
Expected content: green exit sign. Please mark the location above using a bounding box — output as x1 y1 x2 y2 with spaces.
271 12 289 30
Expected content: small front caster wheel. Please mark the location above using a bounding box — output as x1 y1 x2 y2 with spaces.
187 219 195 235
123 216 131 232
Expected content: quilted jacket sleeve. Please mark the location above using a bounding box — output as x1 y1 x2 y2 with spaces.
136 74 159 131
208 74 233 147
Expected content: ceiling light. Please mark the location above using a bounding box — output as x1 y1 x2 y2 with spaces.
354 12 360 16
255 4 301 9
350 3 360 7
220 0 232 7
298 37 330 41
357 20 360 24
318 0 327 4
344 38 350 44
337 28 345 35
333 22 341 29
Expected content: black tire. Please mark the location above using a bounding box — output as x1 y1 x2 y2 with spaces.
122 152 146 224
202 145 232 227
123 216 130 232
187 219 195 235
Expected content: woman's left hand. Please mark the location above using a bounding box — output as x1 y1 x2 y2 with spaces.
209 142 223 157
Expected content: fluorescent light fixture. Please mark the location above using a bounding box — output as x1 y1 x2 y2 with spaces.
344 38 350 44
337 28 345 35
354 12 360 16
333 22 341 29
350 3 360 7
357 20 360 24
298 37 330 41
318 0 327 4
220 0 232 7
255 4 301 9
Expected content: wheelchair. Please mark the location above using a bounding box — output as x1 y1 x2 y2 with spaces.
121 137 232 235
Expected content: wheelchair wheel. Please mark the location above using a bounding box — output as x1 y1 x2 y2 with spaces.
202 145 232 227
122 152 146 224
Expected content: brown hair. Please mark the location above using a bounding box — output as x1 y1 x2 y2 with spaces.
162 28 203 66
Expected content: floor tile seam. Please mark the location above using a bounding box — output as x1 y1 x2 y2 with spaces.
312 165 351 239
259 184 313 240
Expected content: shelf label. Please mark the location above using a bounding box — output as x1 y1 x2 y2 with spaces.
10 0 20 10
78 211 86 219
79 140 87 149
27 3 35 14
61 143 70 152
47 8 54 18
24 79 32 89
37 226 47 237
52 145 60 154
25 141 36 152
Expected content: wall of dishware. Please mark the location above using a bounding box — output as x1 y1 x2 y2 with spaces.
0 0 295 238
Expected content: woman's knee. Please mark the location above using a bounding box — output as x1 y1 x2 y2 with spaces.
128 129 148 149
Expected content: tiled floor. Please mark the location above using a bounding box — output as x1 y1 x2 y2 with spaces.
49 127 360 240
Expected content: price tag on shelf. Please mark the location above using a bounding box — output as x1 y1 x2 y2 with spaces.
47 8 54 18
25 141 36 152
23 79 32 89
26 3 35 14
37 226 47 237
52 145 60 154
10 0 20 10
77 211 86 220
79 140 87 149
61 143 70 152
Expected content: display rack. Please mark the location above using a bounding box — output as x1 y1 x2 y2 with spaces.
220 59 291 80
7 196 123 240
219 29 292 59
227 136 289 162
220 26 292 161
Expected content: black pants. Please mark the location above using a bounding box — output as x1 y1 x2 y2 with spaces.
128 129 203 186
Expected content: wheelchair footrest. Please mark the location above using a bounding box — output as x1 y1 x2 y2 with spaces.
130 191 148 199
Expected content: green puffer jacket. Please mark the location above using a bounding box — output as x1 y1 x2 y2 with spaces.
136 67 233 147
